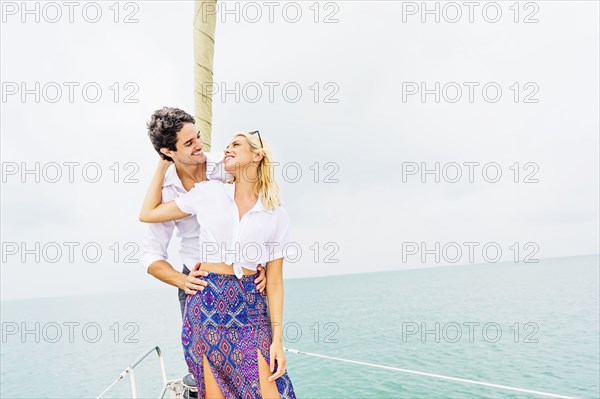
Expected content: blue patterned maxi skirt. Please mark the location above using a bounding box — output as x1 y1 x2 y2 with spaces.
182 271 297 398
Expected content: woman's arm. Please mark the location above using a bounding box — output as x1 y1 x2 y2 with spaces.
266 257 287 381
139 160 190 223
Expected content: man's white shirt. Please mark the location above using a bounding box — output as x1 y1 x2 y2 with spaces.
140 152 229 269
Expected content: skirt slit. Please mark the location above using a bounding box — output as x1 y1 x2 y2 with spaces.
181 272 296 399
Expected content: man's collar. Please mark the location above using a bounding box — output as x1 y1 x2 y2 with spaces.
163 164 182 189
204 151 224 176
163 152 224 189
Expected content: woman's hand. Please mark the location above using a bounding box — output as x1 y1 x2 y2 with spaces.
139 157 189 223
158 157 173 169
268 340 286 382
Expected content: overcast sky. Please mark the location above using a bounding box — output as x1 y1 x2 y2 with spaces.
1 1 598 300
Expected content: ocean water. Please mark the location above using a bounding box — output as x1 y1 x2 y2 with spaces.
1 255 598 399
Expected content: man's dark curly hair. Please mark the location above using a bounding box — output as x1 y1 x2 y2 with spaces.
147 107 196 162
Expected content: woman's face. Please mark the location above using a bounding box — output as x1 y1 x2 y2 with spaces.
223 135 261 173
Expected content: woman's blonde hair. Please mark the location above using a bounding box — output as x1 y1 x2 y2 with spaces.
229 132 281 210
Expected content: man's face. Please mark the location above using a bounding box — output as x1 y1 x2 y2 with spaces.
163 122 207 165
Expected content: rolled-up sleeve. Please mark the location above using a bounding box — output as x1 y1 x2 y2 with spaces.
267 207 297 263
174 184 202 215
140 220 176 269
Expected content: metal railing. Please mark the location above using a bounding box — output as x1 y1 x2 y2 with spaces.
97 344 579 399
96 345 168 399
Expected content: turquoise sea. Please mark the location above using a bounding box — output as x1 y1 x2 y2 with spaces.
1 255 599 399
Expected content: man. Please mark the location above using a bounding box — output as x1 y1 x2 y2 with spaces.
140 107 267 393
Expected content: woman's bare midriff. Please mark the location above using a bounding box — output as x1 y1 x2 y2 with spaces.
200 262 257 276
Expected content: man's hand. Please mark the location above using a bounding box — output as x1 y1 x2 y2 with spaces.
182 262 209 295
254 264 267 293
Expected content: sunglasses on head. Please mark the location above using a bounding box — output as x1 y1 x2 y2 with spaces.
248 130 263 148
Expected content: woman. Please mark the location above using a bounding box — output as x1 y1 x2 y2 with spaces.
139 131 297 399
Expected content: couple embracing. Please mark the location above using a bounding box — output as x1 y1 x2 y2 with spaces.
139 107 297 399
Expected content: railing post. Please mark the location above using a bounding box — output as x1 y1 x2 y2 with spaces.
129 367 137 399
96 346 167 399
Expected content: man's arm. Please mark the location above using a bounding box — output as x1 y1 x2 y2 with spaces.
148 260 208 294
141 217 209 294
148 259 186 288
140 183 208 290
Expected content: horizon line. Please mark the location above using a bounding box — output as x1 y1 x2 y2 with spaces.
1 252 598 303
